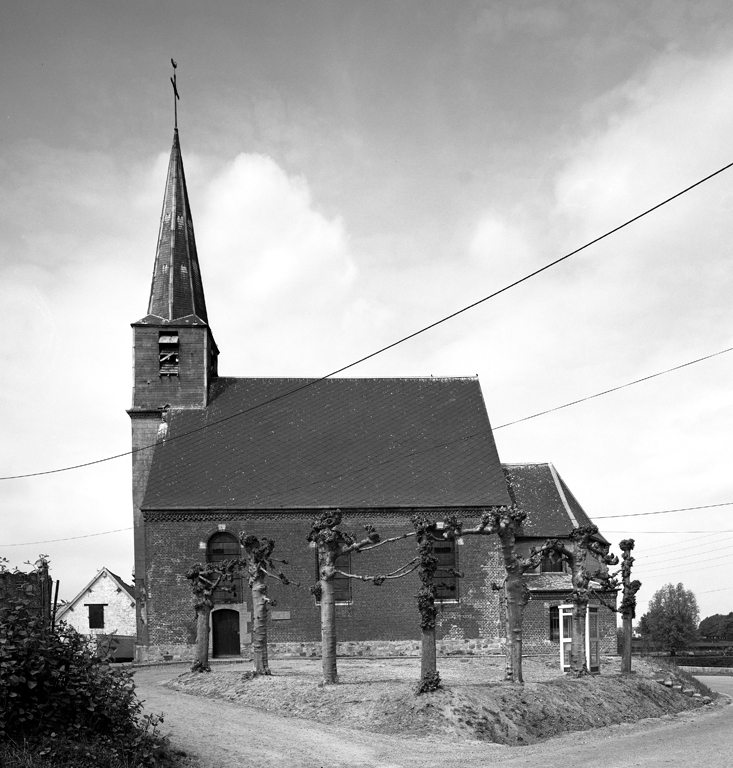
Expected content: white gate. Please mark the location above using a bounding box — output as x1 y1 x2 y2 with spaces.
559 604 600 674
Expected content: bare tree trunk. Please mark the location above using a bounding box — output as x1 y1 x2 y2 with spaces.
320 576 338 684
569 600 588 677
421 625 437 680
192 604 211 672
504 571 525 683
621 614 633 675
251 578 271 675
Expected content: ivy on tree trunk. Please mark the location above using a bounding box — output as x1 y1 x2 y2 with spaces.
618 539 641 676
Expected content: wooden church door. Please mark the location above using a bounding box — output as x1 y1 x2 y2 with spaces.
212 609 240 657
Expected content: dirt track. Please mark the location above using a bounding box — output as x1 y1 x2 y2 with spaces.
133 664 732 768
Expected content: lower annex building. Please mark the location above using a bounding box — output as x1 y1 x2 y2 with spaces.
129 128 616 663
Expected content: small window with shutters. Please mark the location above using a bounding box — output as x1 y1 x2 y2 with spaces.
87 604 106 629
434 539 459 601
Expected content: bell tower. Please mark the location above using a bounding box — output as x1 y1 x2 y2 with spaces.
128 124 218 651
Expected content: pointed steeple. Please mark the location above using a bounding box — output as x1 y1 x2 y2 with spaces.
146 129 209 324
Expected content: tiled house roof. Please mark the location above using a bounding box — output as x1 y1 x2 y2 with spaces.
142 376 511 510
503 462 607 541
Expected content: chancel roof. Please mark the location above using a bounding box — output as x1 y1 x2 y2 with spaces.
503 462 607 541
142 376 511 510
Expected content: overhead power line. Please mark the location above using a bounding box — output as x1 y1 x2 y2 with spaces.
603 529 733 534
2 158 733 482
493 347 733 430
594 501 733 519
0 527 132 547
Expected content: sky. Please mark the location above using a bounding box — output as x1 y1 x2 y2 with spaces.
2 0 733 624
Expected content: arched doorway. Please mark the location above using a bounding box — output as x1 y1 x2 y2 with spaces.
212 609 240 658
207 532 243 658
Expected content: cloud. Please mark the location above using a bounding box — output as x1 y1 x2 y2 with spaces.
196 153 360 374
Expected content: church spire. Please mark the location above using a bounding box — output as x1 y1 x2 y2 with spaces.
146 64 208 324
146 129 209 323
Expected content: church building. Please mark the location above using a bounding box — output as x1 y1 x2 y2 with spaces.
129 128 616 663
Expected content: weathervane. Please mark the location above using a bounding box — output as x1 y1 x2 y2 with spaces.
170 59 180 129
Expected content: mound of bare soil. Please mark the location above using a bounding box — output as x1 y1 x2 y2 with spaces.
163 656 714 745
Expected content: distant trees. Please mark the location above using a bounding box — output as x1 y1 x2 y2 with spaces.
698 612 733 640
639 583 699 654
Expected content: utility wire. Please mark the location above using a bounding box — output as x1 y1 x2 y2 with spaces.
494 346 733 430
634 553 733 576
635 537 733 564
0 527 132 547
2 159 733 482
603 529 733 534
635 545 733 570
594 501 733 519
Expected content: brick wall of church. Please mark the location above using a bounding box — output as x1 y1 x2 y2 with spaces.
141 511 511 660
140 512 618 663
132 325 212 410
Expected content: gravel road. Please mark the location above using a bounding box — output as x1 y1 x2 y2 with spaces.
133 666 732 768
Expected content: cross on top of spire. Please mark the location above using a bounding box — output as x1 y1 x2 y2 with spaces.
170 59 180 130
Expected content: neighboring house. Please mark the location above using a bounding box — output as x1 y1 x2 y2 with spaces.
56 568 136 659
129 127 616 663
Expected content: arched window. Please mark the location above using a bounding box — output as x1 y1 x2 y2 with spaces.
206 532 242 604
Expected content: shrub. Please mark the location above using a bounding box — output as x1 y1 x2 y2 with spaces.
0 589 171 766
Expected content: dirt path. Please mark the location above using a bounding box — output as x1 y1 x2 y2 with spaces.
134 666 732 768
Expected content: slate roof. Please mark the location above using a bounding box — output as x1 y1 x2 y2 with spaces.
142 376 511 510
144 129 209 324
503 462 606 541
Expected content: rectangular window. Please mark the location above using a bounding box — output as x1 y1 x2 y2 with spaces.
159 332 179 376
549 606 559 641
88 604 105 629
434 540 458 601
540 554 565 573
315 552 352 603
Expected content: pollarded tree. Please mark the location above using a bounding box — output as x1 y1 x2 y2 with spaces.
410 513 463 693
185 561 238 672
238 532 296 676
460 506 550 684
588 538 641 675
639 583 699 655
307 510 418 685
615 539 642 675
546 525 618 677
